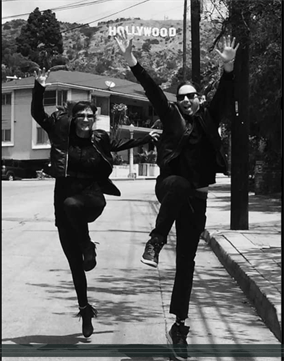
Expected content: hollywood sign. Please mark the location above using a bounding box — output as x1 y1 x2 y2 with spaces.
109 26 177 37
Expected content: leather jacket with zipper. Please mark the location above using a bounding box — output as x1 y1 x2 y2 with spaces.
31 80 153 196
130 63 234 179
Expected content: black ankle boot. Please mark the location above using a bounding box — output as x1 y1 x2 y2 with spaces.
77 304 98 337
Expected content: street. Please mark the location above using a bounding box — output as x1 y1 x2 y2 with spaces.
2 179 280 361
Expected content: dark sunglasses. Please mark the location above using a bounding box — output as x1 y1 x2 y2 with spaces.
176 93 198 101
75 114 95 121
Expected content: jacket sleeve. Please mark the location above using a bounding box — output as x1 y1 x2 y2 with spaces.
208 70 235 126
31 80 55 133
130 62 171 120
109 133 152 152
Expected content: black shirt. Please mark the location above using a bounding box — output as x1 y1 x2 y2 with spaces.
168 113 216 188
67 133 103 177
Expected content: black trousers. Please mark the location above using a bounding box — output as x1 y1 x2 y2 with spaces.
54 177 106 307
152 175 207 320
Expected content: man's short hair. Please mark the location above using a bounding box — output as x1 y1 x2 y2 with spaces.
176 81 200 96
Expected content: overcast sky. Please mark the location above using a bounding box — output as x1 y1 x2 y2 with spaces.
2 0 188 25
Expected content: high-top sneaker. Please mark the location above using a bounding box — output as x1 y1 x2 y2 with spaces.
83 241 97 272
167 323 190 360
141 234 165 267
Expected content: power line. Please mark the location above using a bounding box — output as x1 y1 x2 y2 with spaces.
61 0 150 33
2 0 111 20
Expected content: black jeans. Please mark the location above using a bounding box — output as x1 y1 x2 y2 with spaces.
54 177 106 307
152 175 207 320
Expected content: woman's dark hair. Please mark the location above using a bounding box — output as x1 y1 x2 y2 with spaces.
67 101 97 136
65 100 97 117
176 81 200 96
71 101 97 117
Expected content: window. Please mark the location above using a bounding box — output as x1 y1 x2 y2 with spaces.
148 105 157 116
58 90 67 106
2 129 11 142
43 90 68 106
2 93 12 144
43 90 57 106
2 93 11 105
92 96 109 115
36 127 49 145
127 105 143 126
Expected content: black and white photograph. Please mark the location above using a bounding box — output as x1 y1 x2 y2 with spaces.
2 0 282 360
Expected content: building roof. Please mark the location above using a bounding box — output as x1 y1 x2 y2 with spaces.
2 70 176 102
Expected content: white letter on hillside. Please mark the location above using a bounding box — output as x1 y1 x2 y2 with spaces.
109 26 116 36
152 27 159 36
169 27 176 37
160 28 168 37
136 26 143 36
117 26 125 35
143 27 152 36
131 26 136 35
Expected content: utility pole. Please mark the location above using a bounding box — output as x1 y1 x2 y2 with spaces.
230 0 250 230
183 0 188 81
190 0 201 86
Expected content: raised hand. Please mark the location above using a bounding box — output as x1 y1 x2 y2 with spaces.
115 29 137 67
216 35 240 63
33 67 51 87
149 131 160 143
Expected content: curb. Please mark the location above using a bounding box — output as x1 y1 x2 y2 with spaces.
201 229 282 342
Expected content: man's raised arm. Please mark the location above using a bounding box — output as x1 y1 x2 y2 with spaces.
115 30 171 120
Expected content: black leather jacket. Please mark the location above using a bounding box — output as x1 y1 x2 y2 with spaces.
31 80 152 196
131 63 234 180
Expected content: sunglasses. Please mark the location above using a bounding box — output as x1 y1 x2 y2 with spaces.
75 114 95 121
177 93 198 101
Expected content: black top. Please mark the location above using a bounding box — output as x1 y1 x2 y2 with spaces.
67 133 103 177
167 113 217 188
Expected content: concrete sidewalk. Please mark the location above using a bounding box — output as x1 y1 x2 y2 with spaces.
200 175 282 342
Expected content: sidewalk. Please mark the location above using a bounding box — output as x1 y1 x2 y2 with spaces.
201 175 282 342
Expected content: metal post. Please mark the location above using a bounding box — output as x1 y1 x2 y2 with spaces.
183 0 188 81
230 0 250 230
128 124 135 178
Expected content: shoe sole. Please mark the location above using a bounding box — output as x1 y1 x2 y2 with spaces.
167 332 189 361
140 256 158 268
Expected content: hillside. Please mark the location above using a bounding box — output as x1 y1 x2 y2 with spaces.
2 17 222 91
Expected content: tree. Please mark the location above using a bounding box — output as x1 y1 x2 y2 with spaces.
110 103 129 140
15 7 64 68
248 0 281 157
142 40 151 52
209 0 281 196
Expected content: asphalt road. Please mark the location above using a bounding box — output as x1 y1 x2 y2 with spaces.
2 179 280 361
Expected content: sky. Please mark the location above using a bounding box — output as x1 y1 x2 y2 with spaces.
2 0 188 25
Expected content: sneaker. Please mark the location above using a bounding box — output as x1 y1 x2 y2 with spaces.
83 241 97 272
167 323 190 360
76 303 98 338
141 235 165 267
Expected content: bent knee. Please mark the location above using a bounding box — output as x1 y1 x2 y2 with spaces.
63 197 82 214
167 176 192 195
